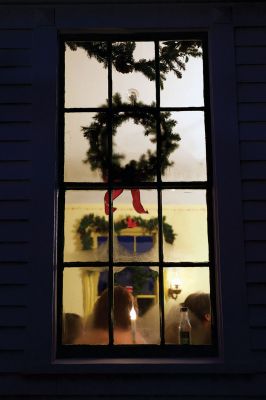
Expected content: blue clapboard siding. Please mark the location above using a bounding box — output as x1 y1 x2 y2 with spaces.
0 28 33 371
236 24 266 357
236 25 266 353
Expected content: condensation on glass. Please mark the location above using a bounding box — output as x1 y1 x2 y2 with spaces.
162 189 209 262
164 266 212 345
64 190 108 262
65 41 108 108
112 189 159 263
63 267 109 345
64 113 106 182
113 266 160 344
61 37 214 351
159 40 204 107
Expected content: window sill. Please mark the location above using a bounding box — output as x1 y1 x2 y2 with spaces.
24 357 258 375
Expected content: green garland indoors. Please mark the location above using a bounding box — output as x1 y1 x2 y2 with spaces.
77 214 176 250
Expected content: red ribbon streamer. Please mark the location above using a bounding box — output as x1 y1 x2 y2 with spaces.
104 189 148 215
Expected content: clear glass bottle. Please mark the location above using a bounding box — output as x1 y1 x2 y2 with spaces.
178 306 191 345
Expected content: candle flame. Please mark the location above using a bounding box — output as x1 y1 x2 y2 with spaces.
130 306 137 321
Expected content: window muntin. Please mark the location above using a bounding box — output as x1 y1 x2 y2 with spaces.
58 34 216 358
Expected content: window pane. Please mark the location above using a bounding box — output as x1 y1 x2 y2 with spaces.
63 267 109 345
112 189 158 262
64 113 106 182
160 40 204 107
161 111 207 182
162 190 209 262
112 41 156 106
65 41 108 108
113 267 160 344
64 190 108 262
164 266 211 345
112 112 157 183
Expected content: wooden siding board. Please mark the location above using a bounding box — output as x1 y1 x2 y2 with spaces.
244 221 266 240
245 241 266 262
0 30 32 49
0 67 32 85
235 28 266 46
236 46 266 65
0 200 30 219
238 104 266 122
0 264 28 284
239 122 266 141
0 122 32 141
0 85 32 104
237 65 266 83
243 181 266 200
0 105 32 122
241 161 266 180
0 327 26 349
0 306 26 327
0 285 27 306
0 7 54 29
0 221 30 241
250 328 266 350
0 142 31 160
233 6 266 25
241 143 266 160
248 283 266 304
0 181 31 200
249 305 266 327
0 49 32 66
0 350 24 373
243 201 266 220
246 263 266 283
0 161 31 180
238 83 266 102
0 243 29 262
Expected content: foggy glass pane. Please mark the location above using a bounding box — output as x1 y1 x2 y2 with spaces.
160 40 204 107
164 266 211 345
113 267 160 344
161 112 207 182
65 42 108 108
64 113 106 182
112 113 157 183
162 190 209 262
112 189 158 262
64 190 108 262
112 42 156 105
63 267 109 345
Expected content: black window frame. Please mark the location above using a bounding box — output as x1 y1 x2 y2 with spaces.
57 32 218 360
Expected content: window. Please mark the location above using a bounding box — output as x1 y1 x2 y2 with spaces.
57 34 217 358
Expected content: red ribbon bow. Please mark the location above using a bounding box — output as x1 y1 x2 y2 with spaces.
104 189 148 215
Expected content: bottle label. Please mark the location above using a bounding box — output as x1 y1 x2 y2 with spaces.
179 331 190 345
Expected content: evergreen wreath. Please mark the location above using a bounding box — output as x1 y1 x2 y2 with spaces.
67 40 202 182
78 214 176 250
82 93 181 182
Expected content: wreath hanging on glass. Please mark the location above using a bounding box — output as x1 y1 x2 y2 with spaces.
67 40 202 214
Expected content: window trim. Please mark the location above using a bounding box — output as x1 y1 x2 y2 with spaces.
27 13 252 373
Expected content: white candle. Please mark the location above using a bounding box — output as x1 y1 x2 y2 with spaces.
130 305 137 344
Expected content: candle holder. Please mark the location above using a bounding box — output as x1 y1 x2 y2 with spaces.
168 284 181 300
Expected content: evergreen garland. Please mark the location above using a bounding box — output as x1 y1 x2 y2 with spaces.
66 40 202 89
82 93 181 182
78 214 176 250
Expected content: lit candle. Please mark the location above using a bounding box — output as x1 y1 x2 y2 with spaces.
130 305 137 344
